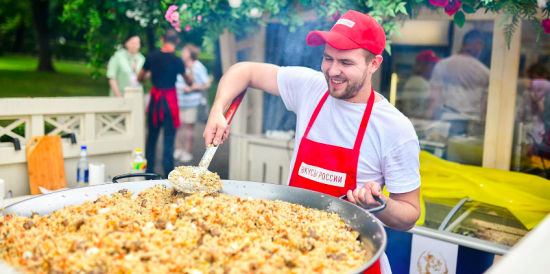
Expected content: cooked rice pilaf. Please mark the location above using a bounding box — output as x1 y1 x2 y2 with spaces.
169 166 223 194
1 186 373 273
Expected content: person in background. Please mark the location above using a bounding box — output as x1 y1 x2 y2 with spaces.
401 50 439 118
424 30 490 136
523 63 550 146
138 29 194 176
174 43 211 163
107 34 145 97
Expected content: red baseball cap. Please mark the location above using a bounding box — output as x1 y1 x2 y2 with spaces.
415 50 439 63
306 10 386 55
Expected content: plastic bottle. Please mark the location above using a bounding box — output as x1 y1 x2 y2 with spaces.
131 149 147 173
76 145 89 188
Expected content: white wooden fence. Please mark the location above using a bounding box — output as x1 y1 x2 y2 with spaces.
0 87 145 197
229 133 293 185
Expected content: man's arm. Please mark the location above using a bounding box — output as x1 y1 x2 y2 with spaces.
203 62 280 146
347 184 420 231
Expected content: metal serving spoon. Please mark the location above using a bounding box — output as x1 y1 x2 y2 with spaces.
168 91 247 194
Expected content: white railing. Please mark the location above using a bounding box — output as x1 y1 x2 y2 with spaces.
0 87 145 197
229 133 293 185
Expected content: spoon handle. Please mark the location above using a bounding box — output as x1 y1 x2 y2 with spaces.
224 91 247 124
199 90 247 170
199 145 218 170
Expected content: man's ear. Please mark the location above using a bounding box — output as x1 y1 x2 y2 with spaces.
369 55 383 74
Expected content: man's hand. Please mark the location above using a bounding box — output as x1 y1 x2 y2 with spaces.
183 86 192 93
347 182 383 209
203 110 230 146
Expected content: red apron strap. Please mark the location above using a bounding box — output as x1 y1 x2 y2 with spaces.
303 91 330 138
353 87 375 151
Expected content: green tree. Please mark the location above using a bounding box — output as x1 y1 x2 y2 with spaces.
0 0 31 55
31 0 56 71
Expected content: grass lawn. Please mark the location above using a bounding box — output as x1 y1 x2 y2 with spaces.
0 54 217 105
0 55 109 98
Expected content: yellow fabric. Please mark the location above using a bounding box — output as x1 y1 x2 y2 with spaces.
418 151 550 229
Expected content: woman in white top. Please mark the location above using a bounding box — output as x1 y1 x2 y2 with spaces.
174 44 211 163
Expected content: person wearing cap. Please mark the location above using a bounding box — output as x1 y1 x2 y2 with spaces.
401 50 439 118
204 10 420 274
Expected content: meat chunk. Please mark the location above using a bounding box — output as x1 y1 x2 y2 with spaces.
118 221 130 228
328 253 346 261
75 219 85 231
23 221 34 230
210 228 221 237
70 241 86 252
307 228 319 240
141 199 147 208
118 189 128 195
285 258 297 268
249 262 260 270
30 212 40 219
155 219 167 230
123 240 142 252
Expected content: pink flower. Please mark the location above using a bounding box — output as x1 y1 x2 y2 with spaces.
171 11 180 23
198 15 202 21
543 19 550 34
429 0 450 7
444 0 460 16
332 10 341 21
165 5 178 22
193 16 196 20
165 5 182 32
185 25 191 32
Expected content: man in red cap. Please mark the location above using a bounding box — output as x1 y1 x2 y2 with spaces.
402 50 440 118
204 10 420 274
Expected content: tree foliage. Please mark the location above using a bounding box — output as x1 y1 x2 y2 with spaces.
61 0 550 77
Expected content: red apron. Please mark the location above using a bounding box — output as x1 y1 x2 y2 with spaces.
289 88 381 274
148 86 180 129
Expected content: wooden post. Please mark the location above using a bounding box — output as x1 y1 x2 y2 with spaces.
220 30 249 180
125 87 145 153
30 115 45 137
482 16 522 170
247 26 266 135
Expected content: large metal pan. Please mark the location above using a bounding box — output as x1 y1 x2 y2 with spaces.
2 177 387 274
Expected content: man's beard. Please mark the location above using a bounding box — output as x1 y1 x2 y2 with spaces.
325 69 369 100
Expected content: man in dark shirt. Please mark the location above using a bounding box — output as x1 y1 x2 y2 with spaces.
138 28 193 176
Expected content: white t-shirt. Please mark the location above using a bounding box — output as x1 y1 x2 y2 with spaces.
278 66 421 194
429 55 490 120
278 66 420 274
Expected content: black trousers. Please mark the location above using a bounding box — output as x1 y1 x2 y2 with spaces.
145 98 176 176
